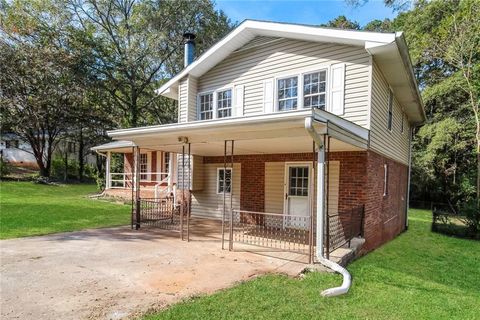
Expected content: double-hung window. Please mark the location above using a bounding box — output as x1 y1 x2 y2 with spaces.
217 89 232 118
387 89 393 131
277 77 298 111
303 71 327 109
140 153 148 180
199 93 213 120
217 168 232 194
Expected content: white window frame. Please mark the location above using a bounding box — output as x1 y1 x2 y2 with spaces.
140 153 149 181
387 88 394 132
276 75 299 112
216 88 233 118
216 167 232 194
302 69 328 110
383 163 389 197
274 67 329 112
197 86 233 121
198 91 214 120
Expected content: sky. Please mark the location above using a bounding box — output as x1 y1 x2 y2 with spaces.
215 0 398 27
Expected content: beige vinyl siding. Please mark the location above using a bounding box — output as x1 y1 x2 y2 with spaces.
187 77 197 121
264 161 340 215
192 155 204 191
234 36 281 52
196 37 371 127
265 162 285 213
369 62 410 165
328 161 340 215
191 163 241 219
178 76 198 122
178 77 188 123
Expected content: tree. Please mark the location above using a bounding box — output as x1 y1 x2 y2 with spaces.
362 19 393 32
68 0 233 128
0 43 83 177
320 15 360 30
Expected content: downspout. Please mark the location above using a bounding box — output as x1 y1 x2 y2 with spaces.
305 117 352 297
405 126 415 229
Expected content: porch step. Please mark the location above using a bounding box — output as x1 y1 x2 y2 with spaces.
329 237 365 267
302 237 365 274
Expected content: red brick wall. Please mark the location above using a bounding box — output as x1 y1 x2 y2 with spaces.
204 153 316 212
363 150 408 252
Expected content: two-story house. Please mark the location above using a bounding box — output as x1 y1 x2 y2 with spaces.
92 20 425 264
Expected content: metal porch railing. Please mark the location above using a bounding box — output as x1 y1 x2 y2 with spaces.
326 205 365 256
230 210 313 256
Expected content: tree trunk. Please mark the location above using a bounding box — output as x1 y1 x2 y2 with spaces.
64 150 68 182
78 128 84 182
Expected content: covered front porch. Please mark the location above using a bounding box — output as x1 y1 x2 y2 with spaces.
97 109 369 262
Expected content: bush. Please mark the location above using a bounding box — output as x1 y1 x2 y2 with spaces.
0 158 12 177
461 200 480 238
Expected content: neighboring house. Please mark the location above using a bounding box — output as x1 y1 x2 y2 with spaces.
1 133 96 169
92 20 425 259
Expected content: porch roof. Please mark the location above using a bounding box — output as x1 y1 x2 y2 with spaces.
90 140 136 153
102 109 369 156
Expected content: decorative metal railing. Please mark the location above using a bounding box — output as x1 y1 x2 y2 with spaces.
230 210 313 255
326 205 364 255
132 197 181 231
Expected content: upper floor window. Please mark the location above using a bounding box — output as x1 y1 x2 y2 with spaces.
387 89 393 131
303 71 327 110
217 89 232 118
199 93 213 120
277 76 298 111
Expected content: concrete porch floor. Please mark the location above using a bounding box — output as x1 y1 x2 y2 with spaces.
0 218 308 320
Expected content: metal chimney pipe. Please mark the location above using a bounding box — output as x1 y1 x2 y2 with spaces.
183 32 196 67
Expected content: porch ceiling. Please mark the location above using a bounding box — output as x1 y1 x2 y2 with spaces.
107 110 368 156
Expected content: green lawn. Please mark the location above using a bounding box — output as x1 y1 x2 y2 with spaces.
0 181 130 239
145 209 480 320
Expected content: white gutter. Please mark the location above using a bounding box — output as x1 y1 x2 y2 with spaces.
305 116 352 297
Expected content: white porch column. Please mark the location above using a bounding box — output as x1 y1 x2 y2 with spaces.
316 143 326 259
167 152 173 193
106 151 111 189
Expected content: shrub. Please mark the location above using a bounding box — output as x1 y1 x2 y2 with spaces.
0 158 12 178
461 200 480 238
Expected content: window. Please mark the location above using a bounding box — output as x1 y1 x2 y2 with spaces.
140 153 148 180
383 164 388 196
199 93 213 120
277 76 298 111
217 89 232 118
288 166 309 196
5 140 19 149
401 113 405 133
163 152 170 173
303 71 327 109
387 89 393 131
217 168 232 194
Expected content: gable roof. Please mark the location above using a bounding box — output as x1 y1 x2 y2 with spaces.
157 19 425 125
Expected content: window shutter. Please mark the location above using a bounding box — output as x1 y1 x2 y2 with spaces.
263 79 274 113
234 85 244 117
329 63 345 115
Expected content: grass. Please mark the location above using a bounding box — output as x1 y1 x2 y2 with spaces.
144 209 480 320
0 181 130 239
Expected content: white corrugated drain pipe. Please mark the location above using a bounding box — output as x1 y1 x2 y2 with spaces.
304 117 352 297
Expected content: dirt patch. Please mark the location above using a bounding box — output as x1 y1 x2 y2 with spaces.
1 222 306 320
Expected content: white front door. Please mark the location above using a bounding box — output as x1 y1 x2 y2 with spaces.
284 164 311 229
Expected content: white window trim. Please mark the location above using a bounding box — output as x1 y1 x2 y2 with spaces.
387 88 394 132
383 163 388 197
216 167 233 194
274 67 329 112
197 86 234 121
140 152 151 182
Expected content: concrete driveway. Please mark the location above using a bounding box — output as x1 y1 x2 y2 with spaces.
1 219 306 320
